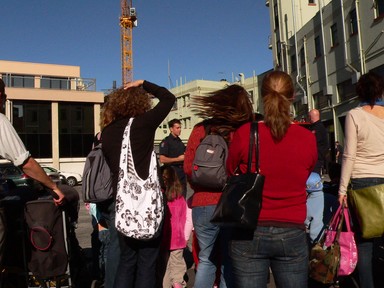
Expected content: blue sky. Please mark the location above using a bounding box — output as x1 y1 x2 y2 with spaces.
1 0 273 92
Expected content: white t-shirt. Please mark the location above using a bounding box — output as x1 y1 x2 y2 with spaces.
0 113 30 166
339 107 384 194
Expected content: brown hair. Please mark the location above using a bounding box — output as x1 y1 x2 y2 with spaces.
191 84 254 137
261 71 294 142
356 71 384 106
162 166 183 201
101 86 151 128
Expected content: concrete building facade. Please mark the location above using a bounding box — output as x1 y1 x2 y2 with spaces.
0 60 104 174
266 0 384 151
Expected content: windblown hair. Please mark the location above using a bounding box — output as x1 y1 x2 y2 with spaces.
261 71 294 142
191 84 254 138
162 166 183 202
356 71 384 106
101 86 151 128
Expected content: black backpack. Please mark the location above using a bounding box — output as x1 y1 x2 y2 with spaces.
82 143 113 203
190 125 228 191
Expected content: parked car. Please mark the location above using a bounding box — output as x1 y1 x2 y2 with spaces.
41 166 82 187
0 160 39 190
41 166 62 184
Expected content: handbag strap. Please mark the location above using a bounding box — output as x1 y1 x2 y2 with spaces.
329 204 343 230
316 203 346 244
255 121 260 173
343 206 352 232
334 206 345 242
248 121 260 174
247 122 256 173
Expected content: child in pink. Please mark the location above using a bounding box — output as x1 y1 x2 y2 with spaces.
161 166 192 288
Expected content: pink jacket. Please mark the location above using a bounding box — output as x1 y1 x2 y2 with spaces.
162 196 192 250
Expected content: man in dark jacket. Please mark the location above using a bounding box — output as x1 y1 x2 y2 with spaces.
159 119 187 197
309 109 329 175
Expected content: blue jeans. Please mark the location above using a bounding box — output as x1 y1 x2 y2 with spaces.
350 177 384 288
113 233 161 288
230 226 308 288
192 205 228 288
99 200 120 288
98 229 110 280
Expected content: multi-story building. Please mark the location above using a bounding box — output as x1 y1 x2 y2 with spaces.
266 0 384 151
155 73 265 148
0 60 104 174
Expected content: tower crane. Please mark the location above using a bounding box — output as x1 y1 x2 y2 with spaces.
120 0 137 85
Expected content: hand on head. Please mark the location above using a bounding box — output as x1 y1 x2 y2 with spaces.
124 80 144 90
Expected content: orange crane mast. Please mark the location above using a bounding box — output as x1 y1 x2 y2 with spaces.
120 0 137 86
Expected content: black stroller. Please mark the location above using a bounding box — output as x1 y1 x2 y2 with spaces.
0 183 89 288
25 199 72 288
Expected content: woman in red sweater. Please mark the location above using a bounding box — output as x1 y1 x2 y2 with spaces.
226 71 317 288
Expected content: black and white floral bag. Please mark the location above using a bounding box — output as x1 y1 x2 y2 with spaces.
115 118 164 240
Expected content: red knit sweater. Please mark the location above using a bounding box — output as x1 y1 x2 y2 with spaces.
227 122 317 227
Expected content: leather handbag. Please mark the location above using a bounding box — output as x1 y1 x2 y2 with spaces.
309 206 343 284
210 121 264 229
324 204 357 276
348 183 384 239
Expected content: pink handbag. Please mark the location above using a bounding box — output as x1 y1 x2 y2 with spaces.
324 204 358 276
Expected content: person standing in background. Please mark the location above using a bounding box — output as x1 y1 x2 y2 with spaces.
306 108 329 245
184 84 254 288
308 109 329 175
159 119 187 198
100 79 175 288
335 141 344 164
338 71 384 288
159 166 192 288
227 71 317 288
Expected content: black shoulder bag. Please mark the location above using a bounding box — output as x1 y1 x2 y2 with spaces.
210 121 265 229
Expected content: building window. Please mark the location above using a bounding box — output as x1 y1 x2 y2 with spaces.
349 9 358 35
314 91 328 109
293 101 307 120
308 0 316 4
374 0 384 18
274 3 279 29
276 40 282 67
337 79 356 102
12 101 52 158
59 103 94 157
41 77 71 90
315 36 322 58
8 74 34 88
330 23 339 48
300 47 305 66
291 54 297 73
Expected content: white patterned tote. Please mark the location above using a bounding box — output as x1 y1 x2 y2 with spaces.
115 118 164 240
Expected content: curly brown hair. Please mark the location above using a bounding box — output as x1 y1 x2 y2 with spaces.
191 84 254 137
261 71 294 142
101 87 152 128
